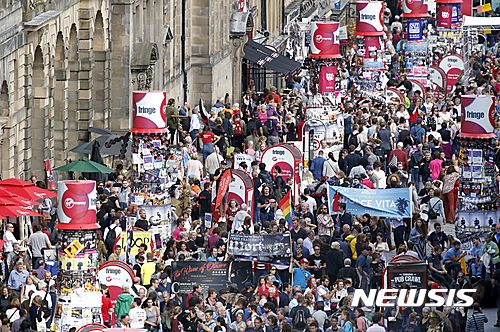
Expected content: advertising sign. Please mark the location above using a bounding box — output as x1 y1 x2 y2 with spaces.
408 79 427 98
328 186 412 218
402 0 430 17
385 88 405 105
438 54 464 93
310 22 341 58
356 1 384 36
234 153 254 173
227 169 254 218
261 144 302 205
57 180 99 230
228 233 292 259
132 91 167 131
98 261 134 324
437 4 461 29
386 263 427 288
171 261 252 295
319 66 339 94
460 95 495 138
428 65 447 91
405 20 423 41
215 169 232 210
114 230 153 256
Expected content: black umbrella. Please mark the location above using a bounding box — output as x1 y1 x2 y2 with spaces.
85 141 106 183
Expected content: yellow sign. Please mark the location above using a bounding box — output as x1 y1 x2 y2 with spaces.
64 240 84 259
482 3 492 12
117 231 152 256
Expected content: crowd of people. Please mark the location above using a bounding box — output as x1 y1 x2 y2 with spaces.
2 5 500 332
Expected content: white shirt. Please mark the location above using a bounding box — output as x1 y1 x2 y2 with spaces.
303 238 314 254
3 230 18 253
367 323 386 332
186 159 204 179
30 290 52 309
317 285 332 311
129 307 146 328
189 113 201 132
305 196 317 214
372 169 386 189
205 152 223 175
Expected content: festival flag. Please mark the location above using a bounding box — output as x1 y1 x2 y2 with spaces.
278 191 293 225
214 169 232 211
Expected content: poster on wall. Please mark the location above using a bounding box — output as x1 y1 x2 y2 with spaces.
318 66 339 94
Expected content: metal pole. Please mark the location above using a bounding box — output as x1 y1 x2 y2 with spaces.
181 0 188 103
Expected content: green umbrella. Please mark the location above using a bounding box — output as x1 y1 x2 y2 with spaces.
54 157 114 174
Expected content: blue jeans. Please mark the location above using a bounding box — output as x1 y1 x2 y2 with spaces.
411 169 420 190
202 142 214 161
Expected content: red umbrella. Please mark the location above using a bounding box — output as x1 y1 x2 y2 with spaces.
0 178 33 186
0 185 56 201
0 205 43 217
0 188 35 206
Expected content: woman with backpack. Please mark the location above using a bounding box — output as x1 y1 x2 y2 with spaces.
340 309 356 332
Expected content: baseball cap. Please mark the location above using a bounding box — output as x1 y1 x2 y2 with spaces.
300 258 309 264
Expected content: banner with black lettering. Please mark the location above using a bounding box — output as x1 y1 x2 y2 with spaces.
227 233 292 261
386 263 427 289
171 261 252 295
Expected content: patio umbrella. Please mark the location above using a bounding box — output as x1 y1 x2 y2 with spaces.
0 188 34 207
0 205 43 217
54 157 114 174
0 178 33 187
70 134 132 156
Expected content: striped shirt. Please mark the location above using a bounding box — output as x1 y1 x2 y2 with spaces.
465 312 488 332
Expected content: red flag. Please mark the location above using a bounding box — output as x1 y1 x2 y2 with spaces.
214 169 232 211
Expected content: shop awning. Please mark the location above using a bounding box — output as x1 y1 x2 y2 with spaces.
243 40 301 75
463 15 500 27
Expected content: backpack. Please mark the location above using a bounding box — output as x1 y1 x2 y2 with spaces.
427 200 439 220
373 146 386 164
234 119 243 136
260 171 274 190
293 307 307 329
348 133 359 147
339 321 357 332
105 225 118 251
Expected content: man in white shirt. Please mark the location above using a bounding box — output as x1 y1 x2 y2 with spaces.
3 223 19 255
231 204 251 233
366 312 386 331
205 147 223 176
29 281 52 309
129 298 146 328
185 154 204 179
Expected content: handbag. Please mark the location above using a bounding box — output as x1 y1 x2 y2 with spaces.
427 200 439 220
388 153 398 168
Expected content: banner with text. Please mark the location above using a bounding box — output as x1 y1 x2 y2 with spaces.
171 261 252 295
328 186 412 218
228 233 292 260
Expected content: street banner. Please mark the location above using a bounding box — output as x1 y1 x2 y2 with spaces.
171 261 252 295
319 66 339 93
215 169 232 210
429 65 447 91
356 1 384 36
228 233 292 258
44 160 55 190
310 22 341 58
405 20 423 41
328 186 412 218
132 91 167 132
57 180 99 230
460 95 495 138
438 54 464 93
402 0 429 17
386 263 427 288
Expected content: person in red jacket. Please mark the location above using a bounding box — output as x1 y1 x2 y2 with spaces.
101 285 113 327
388 142 409 169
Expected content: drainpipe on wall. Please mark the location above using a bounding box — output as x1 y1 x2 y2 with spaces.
181 0 188 103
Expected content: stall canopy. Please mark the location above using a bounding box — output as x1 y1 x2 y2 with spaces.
243 40 302 75
462 15 500 27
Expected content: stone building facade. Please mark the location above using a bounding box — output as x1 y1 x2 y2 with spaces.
0 0 235 179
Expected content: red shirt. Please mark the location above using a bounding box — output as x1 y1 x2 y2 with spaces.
101 295 112 322
200 131 215 143
297 120 305 141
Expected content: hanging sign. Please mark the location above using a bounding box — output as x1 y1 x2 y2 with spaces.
132 91 167 132
438 54 464 93
356 1 384 36
437 4 461 29
319 66 339 94
460 95 495 138
405 20 424 41
310 22 341 58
